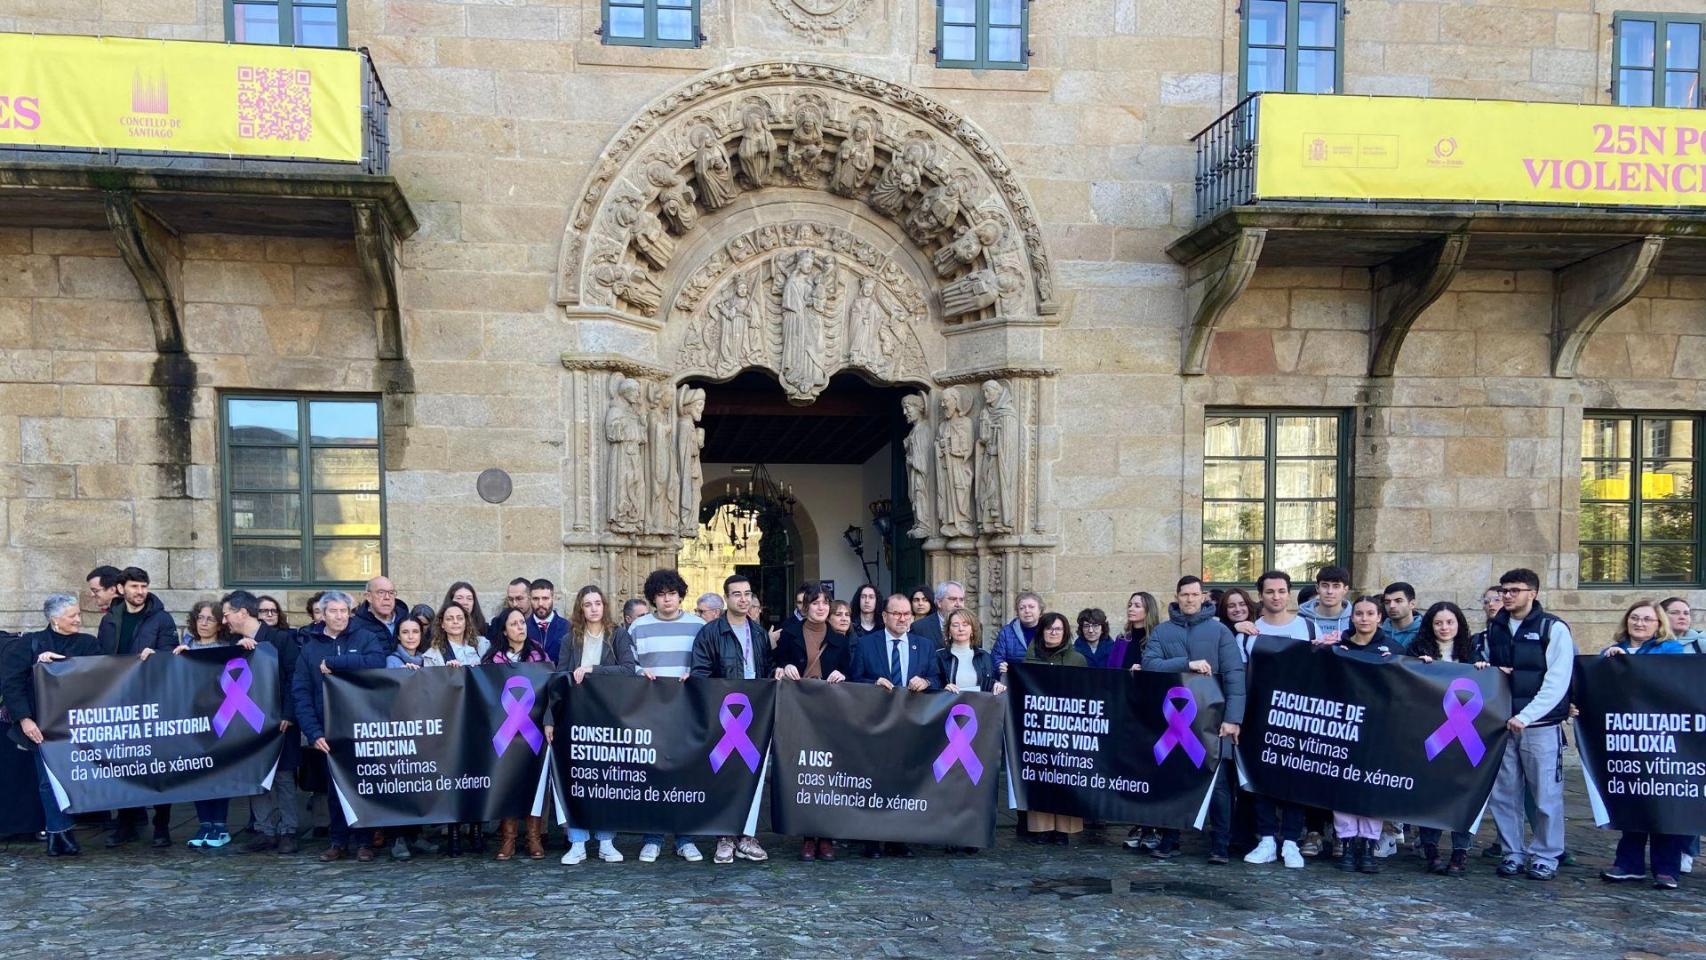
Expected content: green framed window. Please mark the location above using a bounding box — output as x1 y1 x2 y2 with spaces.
225 0 346 47
1580 413 1701 586
602 0 701 48
1613 13 1704 108
1202 410 1352 586
221 394 386 588
1241 0 1342 98
936 0 1029 70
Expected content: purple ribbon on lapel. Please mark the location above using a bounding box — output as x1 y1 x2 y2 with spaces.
1423 677 1487 766
931 703 983 784
491 676 544 757
709 691 760 773
211 657 265 737
1152 686 1206 768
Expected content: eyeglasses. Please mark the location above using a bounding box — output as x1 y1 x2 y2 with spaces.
1497 587 1533 596
1627 615 1659 624
258 608 278 616
370 589 397 598
195 613 218 622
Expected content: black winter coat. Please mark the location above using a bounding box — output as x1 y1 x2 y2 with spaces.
96 594 177 656
774 620 852 679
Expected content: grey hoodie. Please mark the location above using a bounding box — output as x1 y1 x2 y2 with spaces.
1297 597 1353 641
1143 602 1246 758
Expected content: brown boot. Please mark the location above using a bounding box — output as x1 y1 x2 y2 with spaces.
524 816 545 860
495 818 518 861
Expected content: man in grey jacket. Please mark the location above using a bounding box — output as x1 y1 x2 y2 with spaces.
1143 575 1245 864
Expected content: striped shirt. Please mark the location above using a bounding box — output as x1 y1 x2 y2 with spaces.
629 612 706 678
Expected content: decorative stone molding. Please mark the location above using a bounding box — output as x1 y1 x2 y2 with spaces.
767 0 875 35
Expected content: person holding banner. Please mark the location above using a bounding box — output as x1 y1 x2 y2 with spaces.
426 601 488 855
848 592 937 857
1406 601 1486 877
1 593 103 857
629 568 706 864
1597 601 1688 888
1326 596 1394 874
933 609 1005 696
292 590 389 863
545 585 636 866
1024 612 1088 845
1143 576 1243 864
221 590 304 856
1244 570 1313 870
774 580 851 861
97 566 180 848
175 601 259 850
485 606 552 862
690 574 773 865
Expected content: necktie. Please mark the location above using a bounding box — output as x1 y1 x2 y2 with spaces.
889 638 903 685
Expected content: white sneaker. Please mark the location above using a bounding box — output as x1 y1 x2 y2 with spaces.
677 842 703 863
639 843 661 863
1373 834 1398 858
1281 840 1305 869
598 840 624 862
1243 837 1277 864
561 841 587 865
1682 853 1694 874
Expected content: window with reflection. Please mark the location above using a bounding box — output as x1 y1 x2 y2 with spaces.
222 395 384 587
603 0 700 47
1580 413 1700 586
1202 410 1350 585
225 0 345 47
936 0 1029 70
1615 13 1703 108
1242 0 1341 97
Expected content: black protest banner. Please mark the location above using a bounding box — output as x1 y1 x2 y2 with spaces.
1005 664 1225 830
554 676 773 837
769 681 1004 847
324 663 553 828
34 647 284 814
1236 636 1510 832
1574 654 1706 835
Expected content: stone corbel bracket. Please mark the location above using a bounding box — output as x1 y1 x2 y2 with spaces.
104 192 184 354
560 353 674 381
353 200 405 362
1368 231 1470 377
1552 236 1665 378
1181 227 1266 376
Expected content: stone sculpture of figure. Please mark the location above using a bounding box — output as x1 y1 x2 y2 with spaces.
610 195 674 271
676 385 708 537
693 127 738 211
932 217 1003 277
976 379 1019 534
941 268 999 318
830 119 877 197
647 381 677 534
869 140 928 218
846 276 885 370
935 387 975 538
786 105 826 183
649 162 699 235
605 377 648 533
774 250 838 400
905 178 962 244
902 394 935 539
710 274 762 371
737 107 776 188
592 257 663 315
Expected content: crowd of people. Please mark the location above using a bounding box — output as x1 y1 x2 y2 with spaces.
1 561 1700 890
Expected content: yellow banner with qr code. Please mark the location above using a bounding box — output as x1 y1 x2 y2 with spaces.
0 33 363 162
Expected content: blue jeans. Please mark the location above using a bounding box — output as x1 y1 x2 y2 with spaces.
568 828 615 842
34 750 71 833
641 833 694 850
193 798 231 826
1615 831 1686 877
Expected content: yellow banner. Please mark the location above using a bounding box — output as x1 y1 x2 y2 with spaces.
0 33 363 162
1256 93 1706 208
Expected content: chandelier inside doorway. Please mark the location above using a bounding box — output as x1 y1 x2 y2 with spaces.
716 463 797 551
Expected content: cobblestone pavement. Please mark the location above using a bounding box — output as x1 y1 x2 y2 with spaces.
1 777 1701 960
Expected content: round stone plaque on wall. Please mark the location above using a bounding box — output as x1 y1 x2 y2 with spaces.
477 468 513 504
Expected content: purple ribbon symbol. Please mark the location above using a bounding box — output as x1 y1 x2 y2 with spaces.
1423 677 1487 766
491 676 544 757
1153 686 1206 768
931 703 984 784
210 657 266 737
708 692 761 773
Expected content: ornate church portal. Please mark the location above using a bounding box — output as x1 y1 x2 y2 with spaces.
555 62 1060 636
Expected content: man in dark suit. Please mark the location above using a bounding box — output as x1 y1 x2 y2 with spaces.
848 592 937 857
909 580 966 647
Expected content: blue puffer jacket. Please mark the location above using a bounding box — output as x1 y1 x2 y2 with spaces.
290 621 387 743
992 618 1035 674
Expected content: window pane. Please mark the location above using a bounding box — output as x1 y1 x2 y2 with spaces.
232 3 281 44
1274 542 1337 583
1205 417 1265 457
230 493 301 536
943 0 976 23
309 401 378 445
1584 418 1633 459
312 448 380 491
1641 503 1695 541
1639 543 1696 583
1297 1 1337 47
988 27 1023 63
1275 500 1336 540
659 0 691 6
1642 461 1695 500
1245 47 1287 94
1203 460 1266 500
1203 544 1264 584
1619 69 1656 106
232 539 302 582
989 0 1022 26
1620 19 1656 68
1668 21 1701 69
1204 502 1264 541
1275 416 1338 456
314 539 384 582
1643 418 1693 460
312 493 382 537
608 4 644 37
1581 543 1631 583
1665 71 1700 108
293 5 339 47
228 399 298 443
1295 49 1337 94
1247 0 1287 46
941 25 976 61
230 446 300 490
1580 502 1631 541
658 8 693 40
1275 459 1337 498
1582 460 1632 500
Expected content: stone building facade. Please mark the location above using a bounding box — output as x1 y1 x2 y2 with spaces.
3 0 1704 647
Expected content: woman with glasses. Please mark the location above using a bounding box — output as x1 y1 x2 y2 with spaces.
176 600 259 850
256 595 289 630
1599 601 1690 890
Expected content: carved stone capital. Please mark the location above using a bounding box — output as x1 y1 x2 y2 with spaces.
559 353 674 381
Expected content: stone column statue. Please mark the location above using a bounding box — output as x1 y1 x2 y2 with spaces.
846 276 885 370
829 119 876 197
604 376 648 534
647 381 677 534
902 393 934 539
869 140 928 218
693 127 738 211
737 107 776 188
975 379 1019 534
935 387 974 538
676 385 708 537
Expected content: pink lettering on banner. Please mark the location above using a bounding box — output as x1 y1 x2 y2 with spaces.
0 94 41 130
1521 156 1706 195
235 66 314 143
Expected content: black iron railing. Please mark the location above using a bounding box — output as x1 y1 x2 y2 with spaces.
0 46 392 176
1192 94 1261 223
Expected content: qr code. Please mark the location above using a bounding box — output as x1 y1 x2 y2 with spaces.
236 66 314 143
